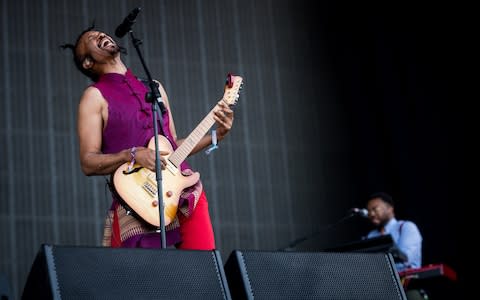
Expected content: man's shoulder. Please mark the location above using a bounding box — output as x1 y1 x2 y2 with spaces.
79 85 106 108
398 220 422 234
81 85 102 97
399 220 418 227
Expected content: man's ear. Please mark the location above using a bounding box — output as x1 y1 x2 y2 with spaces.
386 205 394 215
82 57 93 69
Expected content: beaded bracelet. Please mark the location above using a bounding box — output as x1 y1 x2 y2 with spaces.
127 146 137 171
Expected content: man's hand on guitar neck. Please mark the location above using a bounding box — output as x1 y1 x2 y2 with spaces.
213 100 234 141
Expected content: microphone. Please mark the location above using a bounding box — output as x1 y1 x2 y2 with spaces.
115 7 141 38
350 207 368 218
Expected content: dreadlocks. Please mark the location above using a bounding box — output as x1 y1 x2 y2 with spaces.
60 23 98 81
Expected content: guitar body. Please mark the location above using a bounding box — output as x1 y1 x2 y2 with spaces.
112 73 242 228
113 135 200 227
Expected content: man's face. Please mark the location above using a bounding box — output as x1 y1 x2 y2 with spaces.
366 198 393 227
76 31 120 68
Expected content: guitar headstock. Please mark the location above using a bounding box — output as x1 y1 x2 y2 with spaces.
223 73 243 106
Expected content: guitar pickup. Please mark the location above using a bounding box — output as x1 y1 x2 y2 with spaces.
142 181 157 197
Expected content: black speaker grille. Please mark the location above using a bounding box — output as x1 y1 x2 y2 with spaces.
25 245 229 300
225 250 405 300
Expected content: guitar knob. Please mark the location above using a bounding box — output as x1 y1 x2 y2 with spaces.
166 191 173 197
152 200 158 207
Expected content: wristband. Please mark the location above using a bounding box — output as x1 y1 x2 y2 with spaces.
127 146 136 171
205 130 219 155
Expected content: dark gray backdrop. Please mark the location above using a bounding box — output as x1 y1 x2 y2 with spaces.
0 0 466 299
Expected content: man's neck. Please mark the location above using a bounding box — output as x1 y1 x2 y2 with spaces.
378 217 396 234
99 57 128 76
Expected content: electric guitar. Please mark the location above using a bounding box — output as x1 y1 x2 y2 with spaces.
113 74 243 227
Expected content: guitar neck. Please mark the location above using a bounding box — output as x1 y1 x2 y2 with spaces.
169 108 216 167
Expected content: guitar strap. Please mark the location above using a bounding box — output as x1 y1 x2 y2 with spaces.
398 220 405 238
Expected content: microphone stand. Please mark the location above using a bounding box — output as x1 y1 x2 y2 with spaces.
128 30 167 249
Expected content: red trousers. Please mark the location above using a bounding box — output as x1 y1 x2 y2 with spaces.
177 190 216 250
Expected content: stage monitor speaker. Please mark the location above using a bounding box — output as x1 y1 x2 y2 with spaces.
22 244 231 300
224 250 406 300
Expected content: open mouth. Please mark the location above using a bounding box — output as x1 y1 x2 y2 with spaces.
98 37 113 48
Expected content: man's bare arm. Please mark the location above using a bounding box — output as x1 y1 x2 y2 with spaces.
77 87 130 175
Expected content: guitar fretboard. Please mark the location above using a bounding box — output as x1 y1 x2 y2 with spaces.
166 74 242 169
168 109 216 167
